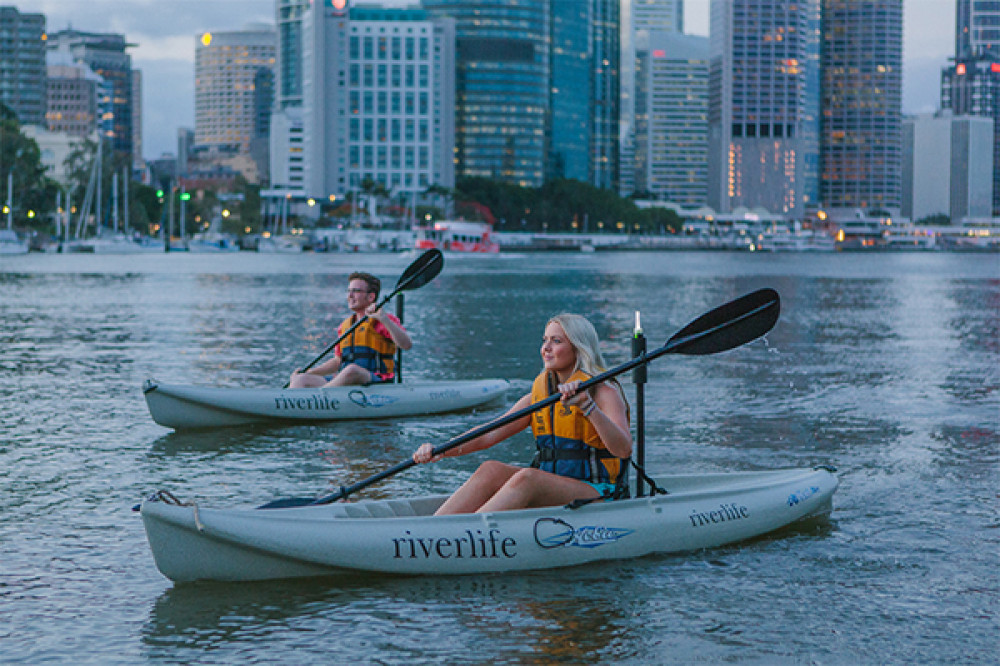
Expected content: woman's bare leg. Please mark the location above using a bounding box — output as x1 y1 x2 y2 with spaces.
475 468 599 513
434 461 521 515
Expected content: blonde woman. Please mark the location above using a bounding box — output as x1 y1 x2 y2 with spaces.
413 314 632 515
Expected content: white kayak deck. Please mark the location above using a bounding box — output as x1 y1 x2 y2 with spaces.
140 466 838 583
143 378 511 429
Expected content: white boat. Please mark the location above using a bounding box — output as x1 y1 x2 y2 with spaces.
143 378 511 430
257 234 304 253
0 228 29 255
188 232 240 253
139 466 838 582
57 230 164 253
754 226 836 252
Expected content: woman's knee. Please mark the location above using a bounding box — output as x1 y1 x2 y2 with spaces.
473 460 513 482
504 467 547 493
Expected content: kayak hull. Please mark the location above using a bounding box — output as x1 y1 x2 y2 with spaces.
142 378 510 430
140 467 838 582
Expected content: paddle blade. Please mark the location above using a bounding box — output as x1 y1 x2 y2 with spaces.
395 248 444 292
665 288 779 355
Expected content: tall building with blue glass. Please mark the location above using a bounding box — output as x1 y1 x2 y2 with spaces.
424 0 619 189
0 7 46 126
707 0 821 215
549 1 589 182
276 0 309 111
549 0 620 189
423 0 549 187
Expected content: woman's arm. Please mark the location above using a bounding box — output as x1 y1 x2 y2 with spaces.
559 381 632 458
414 393 533 463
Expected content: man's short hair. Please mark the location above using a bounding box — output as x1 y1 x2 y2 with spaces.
349 271 381 299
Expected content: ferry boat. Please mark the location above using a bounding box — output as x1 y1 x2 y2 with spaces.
415 220 499 253
934 218 1000 251
753 223 836 252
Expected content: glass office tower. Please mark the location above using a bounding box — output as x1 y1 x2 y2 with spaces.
423 0 549 187
820 0 903 214
707 0 821 215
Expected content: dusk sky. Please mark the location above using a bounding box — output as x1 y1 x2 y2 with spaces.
18 0 956 160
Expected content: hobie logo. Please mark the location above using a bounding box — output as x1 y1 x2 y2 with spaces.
534 517 633 550
787 486 819 507
348 391 400 408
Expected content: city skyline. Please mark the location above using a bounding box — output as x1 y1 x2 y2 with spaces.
14 0 955 161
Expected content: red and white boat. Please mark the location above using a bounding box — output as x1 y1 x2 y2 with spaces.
414 220 499 253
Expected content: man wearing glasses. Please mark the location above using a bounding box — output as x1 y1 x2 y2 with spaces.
288 272 412 388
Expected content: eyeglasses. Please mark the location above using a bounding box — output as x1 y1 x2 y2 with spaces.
347 288 369 294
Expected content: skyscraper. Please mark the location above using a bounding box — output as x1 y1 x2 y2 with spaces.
944 0 1000 214
301 3 456 197
589 0 620 190
0 6 46 126
424 0 619 189
957 0 1000 58
549 0 620 189
47 29 136 164
707 0 821 215
45 48 105 138
549 1 590 182
903 112 994 222
423 0 549 187
276 0 309 110
194 26 276 182
820 0 903 215
634 31 708 206
619 0 683 197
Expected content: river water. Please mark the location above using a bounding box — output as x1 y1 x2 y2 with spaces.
1 250 997 663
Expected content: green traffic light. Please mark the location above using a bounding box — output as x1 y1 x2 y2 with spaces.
180 193 191 201
156 189 164 198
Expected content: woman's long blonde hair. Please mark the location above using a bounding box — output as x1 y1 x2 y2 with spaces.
546 313 629 407
547 313 608 377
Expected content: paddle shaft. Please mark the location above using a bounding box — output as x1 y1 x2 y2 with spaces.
306 291 778 505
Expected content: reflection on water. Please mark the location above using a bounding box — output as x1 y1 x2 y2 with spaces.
1 251 997 663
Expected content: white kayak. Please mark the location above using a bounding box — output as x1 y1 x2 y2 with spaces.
140 466 838 583
142 378 511 430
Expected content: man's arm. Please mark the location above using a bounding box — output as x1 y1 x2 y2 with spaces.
370 309 413 350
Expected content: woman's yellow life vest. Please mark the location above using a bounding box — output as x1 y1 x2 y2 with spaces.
529 369 625 485
336 314 397 376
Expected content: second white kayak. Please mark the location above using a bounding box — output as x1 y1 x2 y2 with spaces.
142 378 511 430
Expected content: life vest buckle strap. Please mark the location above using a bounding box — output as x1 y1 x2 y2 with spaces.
534 447 617 463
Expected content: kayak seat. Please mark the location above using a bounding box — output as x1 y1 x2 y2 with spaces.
342 500 419 519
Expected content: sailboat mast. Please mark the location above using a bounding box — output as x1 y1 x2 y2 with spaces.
95 139 103 234
112 172 119 233
6 172 11 231
122 167 129 234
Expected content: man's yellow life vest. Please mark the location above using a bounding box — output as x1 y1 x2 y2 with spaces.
336 314 397 376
